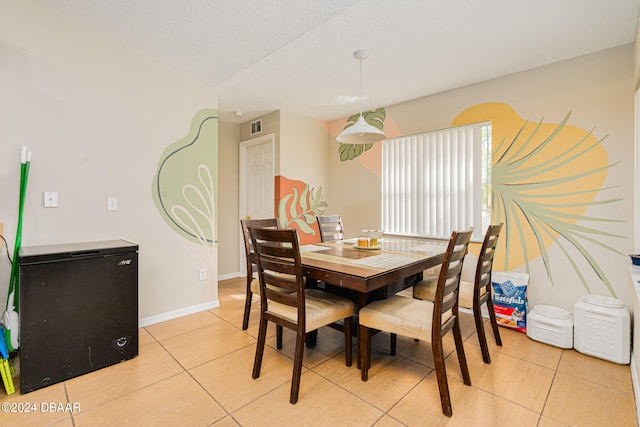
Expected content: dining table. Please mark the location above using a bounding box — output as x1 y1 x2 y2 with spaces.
300 236 448 311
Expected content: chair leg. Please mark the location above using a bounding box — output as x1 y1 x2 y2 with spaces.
453 319 472 386
487 299 503 346
252 318 268 379
432 336 452 417
276 325 283 350
474 305 492 364
344 316 353 367
290 331 305 404
242 281 253 330
359 325 370 381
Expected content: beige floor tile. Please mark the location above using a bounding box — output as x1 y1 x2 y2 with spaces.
217 278 250 302
73 372 226 426
50 418 75 427
222 276 248 291
456 312 481 340
372 333 437 369
161 321 255 369
65 341 184 410
489 326 563 369
211 415 242 426
275 326 350 368
232 370 383 426
138 327 157 347
211 283 254 327
390 373 540 426
314 349 430 412
557 349 633 392
145 310 223 341
233 303 282 342
543 371 636 427
448 346 555 412
10 278 633 427
0 383 71 427
372 415 406 427
537 415 572 427
190 345 300 413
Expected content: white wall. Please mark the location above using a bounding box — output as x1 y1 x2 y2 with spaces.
328 45 635 314
279 111 329 185
0 0 219 322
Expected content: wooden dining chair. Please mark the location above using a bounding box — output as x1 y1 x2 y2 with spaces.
249 226 355 404
358 229 473 417
316 215 345 242
413 224 503 364
240 218 280 331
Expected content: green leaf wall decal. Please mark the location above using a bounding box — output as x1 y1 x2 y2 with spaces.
278 184 328 235
338 108 386 161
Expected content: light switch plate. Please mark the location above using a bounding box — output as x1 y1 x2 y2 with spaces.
107 197 118 211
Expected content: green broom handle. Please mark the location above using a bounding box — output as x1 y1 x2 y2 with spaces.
6 148 29 312
13 155 30 310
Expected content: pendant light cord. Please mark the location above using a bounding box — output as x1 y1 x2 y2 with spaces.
359 56 363 116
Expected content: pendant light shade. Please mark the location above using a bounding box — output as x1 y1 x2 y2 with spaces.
337 50 386 144
336 115 386 144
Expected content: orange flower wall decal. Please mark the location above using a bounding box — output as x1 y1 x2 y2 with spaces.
275 176 327 245
452 103 624 296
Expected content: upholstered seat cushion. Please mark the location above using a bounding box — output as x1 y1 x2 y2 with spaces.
359 295 452 342
267 289 354 332
459 280 476 309
412 276 437 301
250 277 260 294
413 277 480 310
250 273 296 295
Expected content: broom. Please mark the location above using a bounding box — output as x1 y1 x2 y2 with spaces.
3 146 30 352
0 327 14 395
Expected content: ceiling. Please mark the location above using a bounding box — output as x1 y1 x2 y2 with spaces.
34 0 640 123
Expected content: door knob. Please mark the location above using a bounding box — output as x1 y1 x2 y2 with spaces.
245 215 251 220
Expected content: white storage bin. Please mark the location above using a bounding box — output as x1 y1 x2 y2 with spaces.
527 305 573 349
574 295 630 364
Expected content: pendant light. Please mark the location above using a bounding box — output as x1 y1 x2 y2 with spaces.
336 49 387 144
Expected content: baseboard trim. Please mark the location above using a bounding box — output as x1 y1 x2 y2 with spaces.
218 272 240 281
138 300 220 327
138 272 241 327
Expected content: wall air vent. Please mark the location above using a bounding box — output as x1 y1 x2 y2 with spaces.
250 119 262 135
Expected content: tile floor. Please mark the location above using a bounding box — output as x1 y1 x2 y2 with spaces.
1 277 637 426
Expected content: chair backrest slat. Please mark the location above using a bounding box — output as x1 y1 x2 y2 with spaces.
475 224 503 299
433 229 474 335
240 218 280 272
316 215 345 242
249 227 305 316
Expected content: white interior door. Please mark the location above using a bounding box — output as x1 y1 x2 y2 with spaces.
239 134 275 275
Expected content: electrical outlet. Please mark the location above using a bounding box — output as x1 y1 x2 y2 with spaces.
44 192 58 208
198 268 206 281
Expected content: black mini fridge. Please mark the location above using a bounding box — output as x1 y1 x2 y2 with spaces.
19 239 138 393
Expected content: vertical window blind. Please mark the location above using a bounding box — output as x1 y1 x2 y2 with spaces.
382 122 490 241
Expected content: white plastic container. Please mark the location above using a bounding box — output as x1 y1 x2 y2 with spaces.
574 295 630 364
527 305 573 349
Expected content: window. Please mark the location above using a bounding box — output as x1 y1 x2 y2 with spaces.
382 122 491 241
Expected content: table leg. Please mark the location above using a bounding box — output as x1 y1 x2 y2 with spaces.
306 330 318 347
